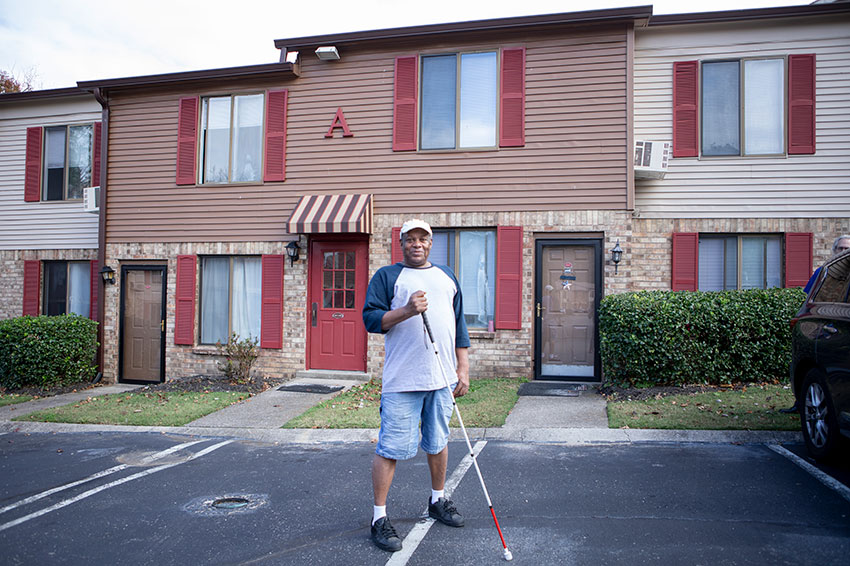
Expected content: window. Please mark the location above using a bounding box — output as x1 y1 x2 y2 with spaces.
701 58 785 156
200 256 261 344
811 256 850 303
430 229 496 328
42 261 91 316
420 52 498 150
200 94 264 184
698 235 782 291
42 124 93 200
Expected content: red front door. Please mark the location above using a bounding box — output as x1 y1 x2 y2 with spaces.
308 238 368 371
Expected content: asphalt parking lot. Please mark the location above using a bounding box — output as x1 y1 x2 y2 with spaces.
1 432 849 565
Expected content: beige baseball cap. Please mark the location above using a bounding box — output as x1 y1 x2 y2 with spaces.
399 219 432 241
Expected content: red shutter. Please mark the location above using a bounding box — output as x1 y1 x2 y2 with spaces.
391 227 402 264
24 127 42 202
264 90 288 182
495 226 523 330
788 54 816 155
89 260 99 321
672 61 699 158
174 255 196 345
92 121 102 188
261 254 284 349
500 47 526 148
785 232 813 288
23 260 40 316
175 97 198 185
393 56 418 151
671 233 698 291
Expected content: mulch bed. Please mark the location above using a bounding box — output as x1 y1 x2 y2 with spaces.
598 382 759 401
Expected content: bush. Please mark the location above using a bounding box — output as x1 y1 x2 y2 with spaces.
0 314 99 390
216 333 259 385
599 288 807 387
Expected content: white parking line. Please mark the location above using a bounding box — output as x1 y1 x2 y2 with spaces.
385 441 487 566
769 445 850 503
0 440 233 532
0 439 208 515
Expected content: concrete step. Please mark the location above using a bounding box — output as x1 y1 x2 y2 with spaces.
293 369 370 382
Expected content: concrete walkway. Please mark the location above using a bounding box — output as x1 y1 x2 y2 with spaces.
0 379 802 446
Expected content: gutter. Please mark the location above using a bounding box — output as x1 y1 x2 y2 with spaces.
93 87 109 380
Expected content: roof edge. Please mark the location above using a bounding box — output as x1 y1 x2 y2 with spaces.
649 3 850 26
0 87 91 104
274 5 653 50
77 62 299 92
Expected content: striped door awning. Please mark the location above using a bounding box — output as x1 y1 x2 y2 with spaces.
286 194 373 234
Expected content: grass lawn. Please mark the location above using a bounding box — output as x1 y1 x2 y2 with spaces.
12 391 249 427
282 378 522 429
0 394 34 408
607 384 800 430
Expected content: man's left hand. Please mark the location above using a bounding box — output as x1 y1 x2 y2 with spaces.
453 347 470 397
453 371 469 397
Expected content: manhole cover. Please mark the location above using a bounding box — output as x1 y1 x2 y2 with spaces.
212 497 250 510
183 493 268 516
278 384 344 394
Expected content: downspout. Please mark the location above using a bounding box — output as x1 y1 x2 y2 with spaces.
93 87 109 381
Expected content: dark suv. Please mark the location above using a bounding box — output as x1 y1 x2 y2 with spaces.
790 250 850 461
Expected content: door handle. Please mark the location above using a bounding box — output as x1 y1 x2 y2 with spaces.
536 303 542 318
161 320 164 332
312 303 318 327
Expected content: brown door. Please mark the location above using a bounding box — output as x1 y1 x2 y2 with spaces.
534 240 602 381
308 238 368 371
120 266 166 383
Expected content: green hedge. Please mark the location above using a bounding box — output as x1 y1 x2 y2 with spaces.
599 288 806 387
0 314 98 390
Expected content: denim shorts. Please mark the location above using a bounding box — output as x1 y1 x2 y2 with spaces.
375 387 455 461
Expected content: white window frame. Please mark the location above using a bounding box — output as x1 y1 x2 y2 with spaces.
199 93 265 185
42 124 94 201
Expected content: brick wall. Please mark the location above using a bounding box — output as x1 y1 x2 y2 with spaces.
0 248 97 320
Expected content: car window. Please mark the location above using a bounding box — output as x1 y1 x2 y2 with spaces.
812 256 850 303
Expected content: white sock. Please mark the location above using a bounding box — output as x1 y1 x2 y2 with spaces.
373 505 387 525
431 489 444 504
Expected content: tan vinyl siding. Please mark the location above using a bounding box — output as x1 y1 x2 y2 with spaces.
0 97 101 250
105 25 631 243
634 16 850 218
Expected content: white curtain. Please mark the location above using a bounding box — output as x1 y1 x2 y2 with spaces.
203 97 232 183
421 55 457 149
459 52 497 148
458 231 495 327
232 257 261 340
201 257 230 344
232 94 264 182
67 262 90 316
744 59 784 155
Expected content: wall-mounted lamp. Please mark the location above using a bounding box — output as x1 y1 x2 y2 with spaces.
315 46 340 61
285 241 301 266
100 265 116 285
611 240 624 275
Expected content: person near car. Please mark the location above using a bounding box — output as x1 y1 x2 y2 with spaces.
361 219 471 553
781 234 850 414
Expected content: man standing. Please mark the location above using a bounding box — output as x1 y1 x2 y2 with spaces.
362 219 470 553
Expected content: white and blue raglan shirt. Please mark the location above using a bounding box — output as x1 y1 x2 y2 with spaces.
362 263 470 394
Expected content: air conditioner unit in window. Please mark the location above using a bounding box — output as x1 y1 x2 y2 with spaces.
634 140 670 180
83 186 100 213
